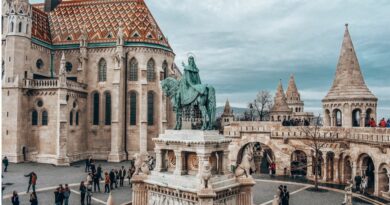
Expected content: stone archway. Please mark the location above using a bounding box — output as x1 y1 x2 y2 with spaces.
357 153 375 194
333 109 342 127
378 163 390 197
352 108 362 127
343 156 353 183
236 142 274 175
326 152 335 181
291 150 307 177
365 108 373 127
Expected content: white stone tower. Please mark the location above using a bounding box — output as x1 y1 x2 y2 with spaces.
286 74 304 113
322 24 377 127
270 80 292 121
221 99 234 127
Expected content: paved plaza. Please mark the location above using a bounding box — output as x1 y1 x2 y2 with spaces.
1 162 380 205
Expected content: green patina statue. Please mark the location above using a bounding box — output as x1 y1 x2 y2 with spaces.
161 56 216 130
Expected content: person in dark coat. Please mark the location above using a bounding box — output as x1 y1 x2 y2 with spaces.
90 162 96 174
29 192 38 205
11 191 20 205
119 166 126 187
354 175 362 193
85 157 90 173
96 164 103 180
2 156 9 172
281 185 289 205
93 172 100 192
115 169 119 188
64 184 71 205
109 169 115 190
79 181 86 205
54 187 60 205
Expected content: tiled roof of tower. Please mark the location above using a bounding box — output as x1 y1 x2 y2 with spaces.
32 7 52 44
31 0 171 49
271 80 292 113
323 24 376 101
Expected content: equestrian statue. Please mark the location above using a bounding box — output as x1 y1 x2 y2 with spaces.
161 55 216 130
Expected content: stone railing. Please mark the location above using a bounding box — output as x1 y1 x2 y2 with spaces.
23 79 87 92
224 121 390 144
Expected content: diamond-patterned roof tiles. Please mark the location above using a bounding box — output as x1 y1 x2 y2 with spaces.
31 0 170 48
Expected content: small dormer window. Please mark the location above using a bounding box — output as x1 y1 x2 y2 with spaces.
158 35 163 41
132 32 139 38
19 10 23 14
107 33 112 38
66 36 72 41
146 33 153 39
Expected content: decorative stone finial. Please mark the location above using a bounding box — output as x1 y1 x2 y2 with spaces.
345 23 348 29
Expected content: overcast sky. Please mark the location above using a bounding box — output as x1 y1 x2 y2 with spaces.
31 0 390 118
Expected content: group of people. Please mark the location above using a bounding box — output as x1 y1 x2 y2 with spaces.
366 118 390 128
11 191 38 205
272 185 290 205
54 184 71 205
282 118 310 126
353 175 369 195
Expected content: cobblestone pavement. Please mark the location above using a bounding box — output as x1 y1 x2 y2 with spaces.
1 162 378 205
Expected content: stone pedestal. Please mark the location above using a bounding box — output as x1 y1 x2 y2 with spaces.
131 130 256 205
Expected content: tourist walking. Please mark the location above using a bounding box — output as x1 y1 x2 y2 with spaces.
119 166 126 187
354 175 362 192
86 173 93 187
54 187 60 205
97 164 103 180
29 192 38 205
24 171 37 193
104 172 111 193
11 191 20 205
93 172 101 192
79 181 86 205
115 169 119 188
85 156 92 173
109 169 115 190
271 162 276 176
86 180 92 205
58 184 65 205
90 161 96 174
2 156 9 172
368 118 376 127
272 194 279 205
127 166 133 186
64 184 71 205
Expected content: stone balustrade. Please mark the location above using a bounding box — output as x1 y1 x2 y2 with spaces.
23 79 87 92
224 121 390 144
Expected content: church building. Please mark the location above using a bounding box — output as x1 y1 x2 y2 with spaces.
2 0 180 165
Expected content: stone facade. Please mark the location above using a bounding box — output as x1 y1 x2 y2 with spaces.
2 0 179 165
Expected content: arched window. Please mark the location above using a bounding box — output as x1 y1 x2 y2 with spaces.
69 111 73 125
130 91 137 125
147 58 155 82
93 92 100 125
147 91 154 125
105 92 111 125
98 58 107 82
26 24 28 34
76 111 79 126
10 22 14 32
42 111 48 126
32 110 38 125
18 22 22 32
128 57 138 81
162 61 168 79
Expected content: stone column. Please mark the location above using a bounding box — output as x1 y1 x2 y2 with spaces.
197 153 211 177
174 150 184 175
56 80 70 165
154 149 163 172
352 163 357 179
361 112 366 127
139 85 148 153
374 169 379 196
323 158 328 181
198 189 216 205
222 151 230 174
131 175 148 205
333 157 339 183
330 113 334 127
236 177 256 205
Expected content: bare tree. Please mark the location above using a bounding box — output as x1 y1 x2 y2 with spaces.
253 90 272 121
298 114 336 190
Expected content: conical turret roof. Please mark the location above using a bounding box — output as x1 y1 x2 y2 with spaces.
286 74 301 101
323 24 377 101
222 99 233 117
271 80 292 112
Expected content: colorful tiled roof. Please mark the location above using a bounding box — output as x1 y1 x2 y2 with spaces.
32 7 52 44
31 0 171 49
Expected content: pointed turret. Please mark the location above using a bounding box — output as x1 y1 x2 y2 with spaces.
322 24 377 128
323 24 377 101
223 99 232 116
271 80 291 113
286 74 304 112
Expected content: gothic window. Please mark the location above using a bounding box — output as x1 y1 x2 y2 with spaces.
147 91 154 125
42 111 48 126
69 111 73 125
10 22 14 32
98 58 107 82
130 91 137 125
18 22 22 32
105 92 111 125
32 110 38 125
128 58 138 81
162 61 168 79
147 58 155 82
93 92 100 125
76 111 79 126
65 62 72 72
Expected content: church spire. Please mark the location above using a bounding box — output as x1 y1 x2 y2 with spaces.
271 80 291 112
286 74 299 99
222 99 233 116
323 24 376 101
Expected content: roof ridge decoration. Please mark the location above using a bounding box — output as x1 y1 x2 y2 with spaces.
31 0 171 50
323 24 377 101
271 80 292 112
